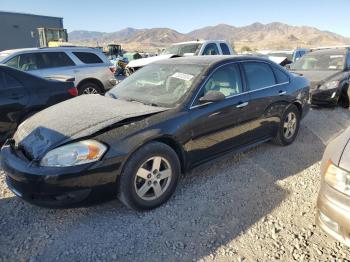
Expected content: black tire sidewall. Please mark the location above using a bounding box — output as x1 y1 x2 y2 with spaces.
278 105 301 145
118 142 180 210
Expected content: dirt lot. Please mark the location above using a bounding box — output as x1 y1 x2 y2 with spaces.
1 107 350 262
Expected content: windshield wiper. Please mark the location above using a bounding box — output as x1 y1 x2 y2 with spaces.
124 98 161 107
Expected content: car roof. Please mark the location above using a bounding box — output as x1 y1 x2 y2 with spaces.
152 55 273 66
310 48 348 55
172 40 228 45
0 47 102 55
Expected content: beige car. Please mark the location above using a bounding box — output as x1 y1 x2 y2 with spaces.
317 127 350 246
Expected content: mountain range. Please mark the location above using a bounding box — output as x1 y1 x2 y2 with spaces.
68 22 350 52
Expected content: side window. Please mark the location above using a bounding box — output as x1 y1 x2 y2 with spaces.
200 63 243 99
273 67 289 84
220 43 231 55
243 62 276 91
73 52 103 64
17 53 41 71
4 73 22 88
347 54 350 69
203 43 220 56
40 52 75 68
4 55 20 69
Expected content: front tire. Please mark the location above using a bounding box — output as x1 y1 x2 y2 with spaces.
272 105 300 146
117 142 181 211
339 85 350 108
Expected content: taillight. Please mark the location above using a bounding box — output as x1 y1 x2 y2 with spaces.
109 66 116 74
68 87 78 97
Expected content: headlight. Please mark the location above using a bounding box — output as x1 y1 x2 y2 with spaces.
319 80 339 90
324 160 350 196
40 140 107 167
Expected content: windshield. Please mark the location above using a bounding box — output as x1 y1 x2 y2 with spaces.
108 63 205 108
162 44 202 56
291 52 345 71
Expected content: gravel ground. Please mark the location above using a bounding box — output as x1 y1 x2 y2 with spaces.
1 107 350 262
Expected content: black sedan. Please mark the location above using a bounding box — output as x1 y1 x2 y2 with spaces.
1 56 310 210
290 48 350 107
0 65 78 144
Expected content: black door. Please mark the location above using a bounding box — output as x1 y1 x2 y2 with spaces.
241 61 290 140
0 70 28 143
186 63 252 165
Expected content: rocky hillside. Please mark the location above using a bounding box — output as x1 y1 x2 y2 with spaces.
69 22 350 51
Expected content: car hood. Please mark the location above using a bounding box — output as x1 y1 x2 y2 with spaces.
127 54 176 68
268 56 287 65
322 126 350 174
14 95 168 160
292 70 339 83
292 70 340 90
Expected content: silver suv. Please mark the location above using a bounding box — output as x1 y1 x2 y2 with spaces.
0 47 117 95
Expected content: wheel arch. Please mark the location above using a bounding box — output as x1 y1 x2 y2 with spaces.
77 78 104 92
292 100 303 116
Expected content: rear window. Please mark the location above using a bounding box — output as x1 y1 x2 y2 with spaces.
220 43 231 55
243 62 276 91
73 52 103 64
273 67 289 84
40 52 75 68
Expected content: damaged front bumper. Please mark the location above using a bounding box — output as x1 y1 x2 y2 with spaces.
0 141 122 207
310 88 341 106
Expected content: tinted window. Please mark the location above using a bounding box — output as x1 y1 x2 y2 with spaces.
40 52 75 68
203 43 220 55
347 53 350 69
73 52 103 64
5 52 74 71
201 63 243 98
220 43 231 55
273 67 289 84
4 73 22 88
243 62 276 91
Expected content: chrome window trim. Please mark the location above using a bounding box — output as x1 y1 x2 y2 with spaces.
189 60 290 110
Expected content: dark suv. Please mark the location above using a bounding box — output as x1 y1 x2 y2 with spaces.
290 48 350 107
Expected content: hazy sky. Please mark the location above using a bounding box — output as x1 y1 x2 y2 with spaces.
1 0 350 37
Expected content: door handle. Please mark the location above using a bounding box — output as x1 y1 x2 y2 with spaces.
236 102 249 108
279 91 287 96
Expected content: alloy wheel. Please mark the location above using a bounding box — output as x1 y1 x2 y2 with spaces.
134 156 172 201
283 112 297 139
83 87 99 94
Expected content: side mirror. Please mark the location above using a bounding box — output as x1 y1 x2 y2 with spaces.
199 91 225 104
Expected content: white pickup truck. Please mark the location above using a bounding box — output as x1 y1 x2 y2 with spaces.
126 40 235 74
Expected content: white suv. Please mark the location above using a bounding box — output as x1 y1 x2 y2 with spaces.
0 47 117 95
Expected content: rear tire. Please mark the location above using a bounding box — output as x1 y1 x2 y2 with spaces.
117 142 181 211
272 104 300 146
78 82 102 95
